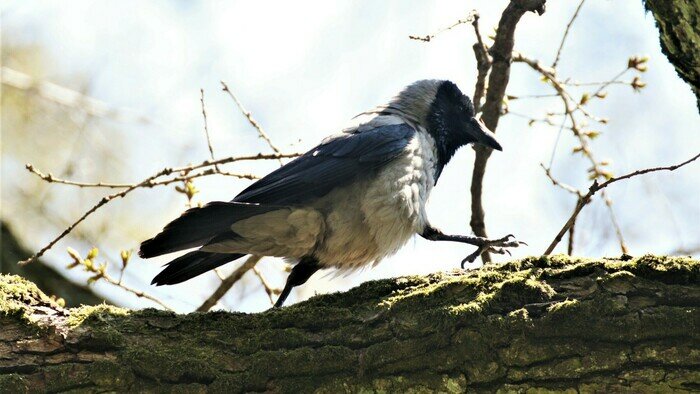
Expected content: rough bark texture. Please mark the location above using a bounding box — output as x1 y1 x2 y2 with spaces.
645 0 700 111
0 221 104 307
470 0 546 263
1 255 698 393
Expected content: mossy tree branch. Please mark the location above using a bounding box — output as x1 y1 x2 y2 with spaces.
1 255 699 393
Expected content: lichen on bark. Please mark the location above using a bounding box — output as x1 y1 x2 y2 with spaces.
1 255 699 393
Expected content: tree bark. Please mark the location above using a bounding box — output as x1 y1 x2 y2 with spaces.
645 0 700 111
469 0 546 263
1 255 698 393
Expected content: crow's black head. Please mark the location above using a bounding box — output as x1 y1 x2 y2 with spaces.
426 81 501 173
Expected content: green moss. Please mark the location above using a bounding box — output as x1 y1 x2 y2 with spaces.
39 361 136 392
1 255 698 392
0 374 29 394
631 342 700 365
66 303 129 327
547 298 579 314
124 346 219 384
315 373 467 394
0 274 59 316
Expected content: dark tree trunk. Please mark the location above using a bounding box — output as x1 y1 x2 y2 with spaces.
645 0 700 111
1 255 698 393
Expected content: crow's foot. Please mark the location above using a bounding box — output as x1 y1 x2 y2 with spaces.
461 234 526 268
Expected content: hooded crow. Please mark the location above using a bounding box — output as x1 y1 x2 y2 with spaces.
140 79 523 307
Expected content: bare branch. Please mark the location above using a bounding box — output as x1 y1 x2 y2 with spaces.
65 247 172 310
602 192 629 254
544 152 700 255
551 0 586 68
507 93 560 100
567 203 579 255
25 164 134 188
197 255 262 312
513 52 607 178
1 66 152 124
409 11 477 42
26 163 260 189
199 89 220 173
18 151 299 266
220 81 283 164
471 12 491 113
252 266 280 305
214 268 227 281
19 167 177 266
513 52 649 254
470 0 546 263
561 80 628 87
101 271 172 311
540 164 581 196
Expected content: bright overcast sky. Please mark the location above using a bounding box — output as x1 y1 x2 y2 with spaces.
2 1 699 312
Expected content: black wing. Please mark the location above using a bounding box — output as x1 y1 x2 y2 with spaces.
234 123 416 205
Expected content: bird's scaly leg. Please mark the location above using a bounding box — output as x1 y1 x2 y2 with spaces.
421 226 526 268
274 257 321 308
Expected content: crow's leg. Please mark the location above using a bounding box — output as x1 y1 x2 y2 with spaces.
274 257 321 308
421 226 526 267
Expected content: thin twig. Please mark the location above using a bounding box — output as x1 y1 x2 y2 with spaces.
562 79 629 87
540 164 581 196
19 168 177 266
214 268 227 281
196 255 262 312
220 81 284 164
548 116 567 168
65 247 172 310
551 0 586 69
19 152 298 266
514 53 602 175
515 52 638 254
506 110 560 127
26 164 134 188
565 68 631 116
252 266 279 305
507 93 560 100
25 163 260 189
602 192 629 253
409 11 477 42
544 152 700 255
567 200 580 255
200 89 220 172
102 271 172 310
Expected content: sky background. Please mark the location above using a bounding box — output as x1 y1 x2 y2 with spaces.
2 0 699 313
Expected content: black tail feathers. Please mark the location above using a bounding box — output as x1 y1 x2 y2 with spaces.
139 201 274 259
151 251 244 286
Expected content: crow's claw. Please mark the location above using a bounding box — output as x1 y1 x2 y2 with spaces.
460 234 526 268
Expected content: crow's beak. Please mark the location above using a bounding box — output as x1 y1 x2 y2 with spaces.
467 117 502 151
